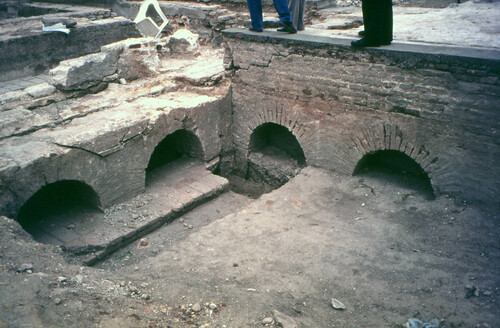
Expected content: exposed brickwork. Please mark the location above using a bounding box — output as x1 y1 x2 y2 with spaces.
0 77 231 218
224 30 500 204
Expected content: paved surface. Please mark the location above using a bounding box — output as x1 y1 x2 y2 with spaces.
307 1 500 49
23 158 229 265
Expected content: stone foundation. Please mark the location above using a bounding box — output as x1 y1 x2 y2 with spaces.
1 3 499 220
0 35 230 219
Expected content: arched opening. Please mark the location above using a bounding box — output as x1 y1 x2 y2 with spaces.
353 150 434 200
230 122 306 198
249 123 306 166
17 180 101 244
146 129 204 186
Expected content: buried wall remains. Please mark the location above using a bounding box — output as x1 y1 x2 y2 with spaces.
0 6 499 223
0 32 231 220
223 30 500 205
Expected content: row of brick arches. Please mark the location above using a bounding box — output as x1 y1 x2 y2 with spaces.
17 123 434 243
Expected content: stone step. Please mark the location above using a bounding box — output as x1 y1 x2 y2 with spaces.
26 158 229 266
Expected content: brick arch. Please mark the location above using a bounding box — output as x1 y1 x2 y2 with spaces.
146 128 205 173
349 123 439 195
249 122 307 165
234 102 320 173
16 179 102 226
1 148 107 220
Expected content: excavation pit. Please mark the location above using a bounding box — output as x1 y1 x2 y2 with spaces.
0 1 499 327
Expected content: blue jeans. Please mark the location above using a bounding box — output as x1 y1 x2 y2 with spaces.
247 0 292 31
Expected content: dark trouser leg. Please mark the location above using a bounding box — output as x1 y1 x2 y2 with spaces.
361 0 372 36
381 0 393 43
362 0 379 42
247 0 263 30
287 0 306 30
273 0 292 23
361 0 392 44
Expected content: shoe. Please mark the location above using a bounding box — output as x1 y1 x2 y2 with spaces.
278 22 297 34
249 27 263 32
351 37 381 48
356 31 391 45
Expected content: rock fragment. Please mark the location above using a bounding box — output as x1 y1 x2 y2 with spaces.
192 302 201 312
465 284 479 298
138 237 150 249
17 263 33 273
262 316 274 324
273 310 298 328
331 298 346 310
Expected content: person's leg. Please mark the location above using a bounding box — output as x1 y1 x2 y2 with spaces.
381 0 393 44
286 0 305 30
364 0 380 42
296 0 306 31
352 0 381 47
273 0 292 23
360 0 371 36
275 0 296 33
367 0 391 44
287 0 298 30
247 0 263 31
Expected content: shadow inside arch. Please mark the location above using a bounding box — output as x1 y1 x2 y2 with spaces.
233 122 306 197
17 180 102 244
353 150 435 200
146 129 204 187
249 122 306 166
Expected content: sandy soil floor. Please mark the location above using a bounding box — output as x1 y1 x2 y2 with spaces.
1 165 499 327
1 2 499 328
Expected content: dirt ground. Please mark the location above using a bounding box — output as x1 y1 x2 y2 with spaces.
1 1 500 327
1 164 499 327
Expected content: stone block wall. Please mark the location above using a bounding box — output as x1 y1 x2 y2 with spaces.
0 17 141 82
223 31 500 205
0 36 230 219
0 87 230 218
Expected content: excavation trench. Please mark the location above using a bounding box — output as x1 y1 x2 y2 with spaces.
1 3 499 326
15 125 308 264
15 119 433 267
